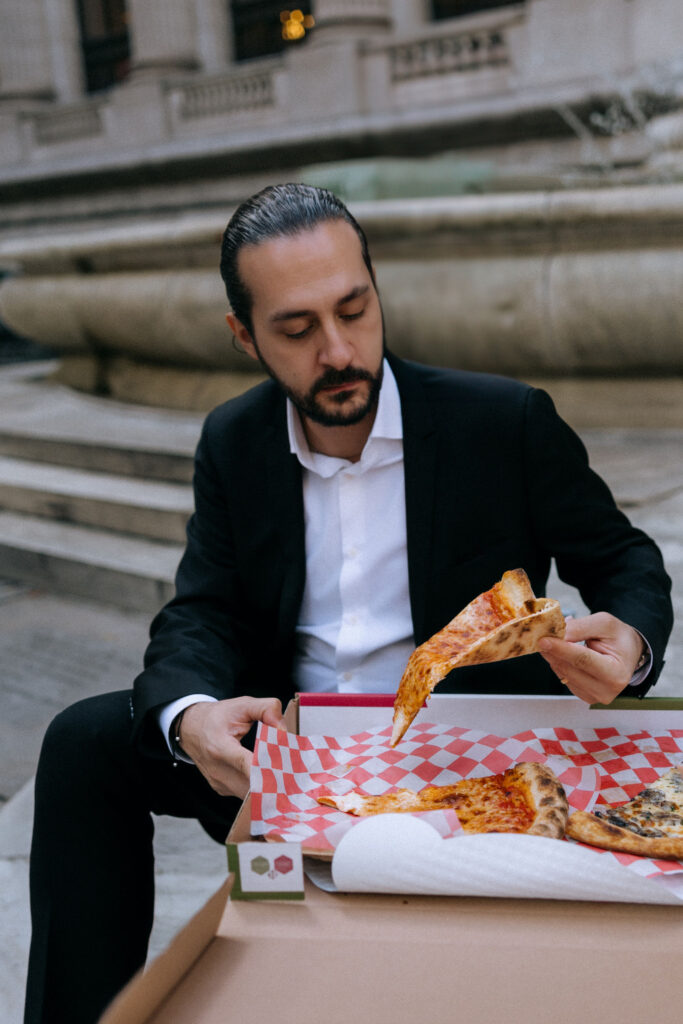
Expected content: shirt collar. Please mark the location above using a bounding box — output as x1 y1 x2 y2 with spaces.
287 358 402 474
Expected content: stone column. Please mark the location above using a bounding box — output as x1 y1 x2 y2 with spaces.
288 0 393 119
391 0 431 34
42 0 86 102
127 0 200 77
0 0 55 103
195 0 235 70
108 0 201 148
311 0 393 42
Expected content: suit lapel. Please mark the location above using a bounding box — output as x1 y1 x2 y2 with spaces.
264 402 306 641
391 356 438 645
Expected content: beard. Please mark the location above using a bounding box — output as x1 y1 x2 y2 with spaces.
252 344 384 428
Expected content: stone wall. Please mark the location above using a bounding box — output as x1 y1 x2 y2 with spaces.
1 184 681 409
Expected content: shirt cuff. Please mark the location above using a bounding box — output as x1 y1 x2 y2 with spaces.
627 632 652 688
157 694 218 761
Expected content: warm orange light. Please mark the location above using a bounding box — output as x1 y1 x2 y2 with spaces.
281 8 313 42
282 21 305 40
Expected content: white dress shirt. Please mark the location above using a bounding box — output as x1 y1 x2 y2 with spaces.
289 359 414 694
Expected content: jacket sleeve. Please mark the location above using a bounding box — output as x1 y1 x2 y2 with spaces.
522 387 673 693
131 414 255 756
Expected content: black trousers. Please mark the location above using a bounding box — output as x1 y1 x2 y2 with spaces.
24 690 242 1024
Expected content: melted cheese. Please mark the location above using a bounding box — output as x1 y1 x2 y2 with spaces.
318 769 535 833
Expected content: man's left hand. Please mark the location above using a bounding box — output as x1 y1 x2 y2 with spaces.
537 612 645 705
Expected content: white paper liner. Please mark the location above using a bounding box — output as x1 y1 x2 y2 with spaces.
329 816 683 905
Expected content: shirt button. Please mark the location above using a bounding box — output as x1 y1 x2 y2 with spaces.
346 547 358 559
343 672 352 682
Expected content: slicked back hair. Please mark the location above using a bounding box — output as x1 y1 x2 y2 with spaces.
219 183 374 337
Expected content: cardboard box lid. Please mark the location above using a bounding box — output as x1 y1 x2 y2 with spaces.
104 695 683 1022
102 873 683 1024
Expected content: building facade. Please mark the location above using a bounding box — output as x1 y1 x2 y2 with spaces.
1 0 683 233
0 1 682 402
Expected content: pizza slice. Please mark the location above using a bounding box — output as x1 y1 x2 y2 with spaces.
317 762 569 839
391 569 565 746
566 764 683 860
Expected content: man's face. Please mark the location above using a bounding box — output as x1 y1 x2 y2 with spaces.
228 220 384 429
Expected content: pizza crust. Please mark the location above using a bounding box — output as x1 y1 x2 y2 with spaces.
567 810 683 860
566 765 683 860
391 569 565 746
511 762 569 839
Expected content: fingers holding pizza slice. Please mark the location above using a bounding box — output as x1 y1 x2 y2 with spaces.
391 569 565 746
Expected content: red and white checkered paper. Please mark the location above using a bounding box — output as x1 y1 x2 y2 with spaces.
250 721 683 880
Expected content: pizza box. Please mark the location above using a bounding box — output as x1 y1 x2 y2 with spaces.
99 694 683 1024
100 865 683 1024
228 693 683 903
295 690 683 736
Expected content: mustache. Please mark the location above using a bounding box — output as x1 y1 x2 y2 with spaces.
311 367 373 396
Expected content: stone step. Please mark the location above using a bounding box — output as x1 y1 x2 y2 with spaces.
0 456 193 543
0 364 202 482
0 511 181 612
0 431 195 483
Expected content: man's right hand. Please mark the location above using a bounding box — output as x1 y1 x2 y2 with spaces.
177 697 285 798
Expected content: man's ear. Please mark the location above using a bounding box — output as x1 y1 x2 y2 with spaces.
226 313 258 362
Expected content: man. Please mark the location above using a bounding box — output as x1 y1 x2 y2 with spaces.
25 184 673 1024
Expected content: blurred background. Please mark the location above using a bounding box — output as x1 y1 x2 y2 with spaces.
0 5 682 1019
1 0 683 409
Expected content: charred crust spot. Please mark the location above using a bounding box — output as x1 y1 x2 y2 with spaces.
602 822 625 837
509 643 524 656
495 630 511 645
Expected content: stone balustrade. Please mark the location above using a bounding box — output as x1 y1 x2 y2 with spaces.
169 61 281 122
388 24 510 82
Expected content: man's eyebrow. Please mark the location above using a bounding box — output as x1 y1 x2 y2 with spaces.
269 284 370 323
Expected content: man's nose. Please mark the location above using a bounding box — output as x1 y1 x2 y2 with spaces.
319 322 353 368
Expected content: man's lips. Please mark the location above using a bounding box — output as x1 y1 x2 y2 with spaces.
320 381 359 394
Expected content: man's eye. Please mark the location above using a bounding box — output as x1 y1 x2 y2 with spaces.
284 326 310 339
340 308 364 322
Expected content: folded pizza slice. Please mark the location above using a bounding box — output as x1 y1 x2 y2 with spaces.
391 568 565 746
317 762 569 839
566 764 683 860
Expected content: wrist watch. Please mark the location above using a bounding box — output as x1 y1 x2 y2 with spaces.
171 708 188 765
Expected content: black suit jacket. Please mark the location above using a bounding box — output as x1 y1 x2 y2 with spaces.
133 355 673 756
